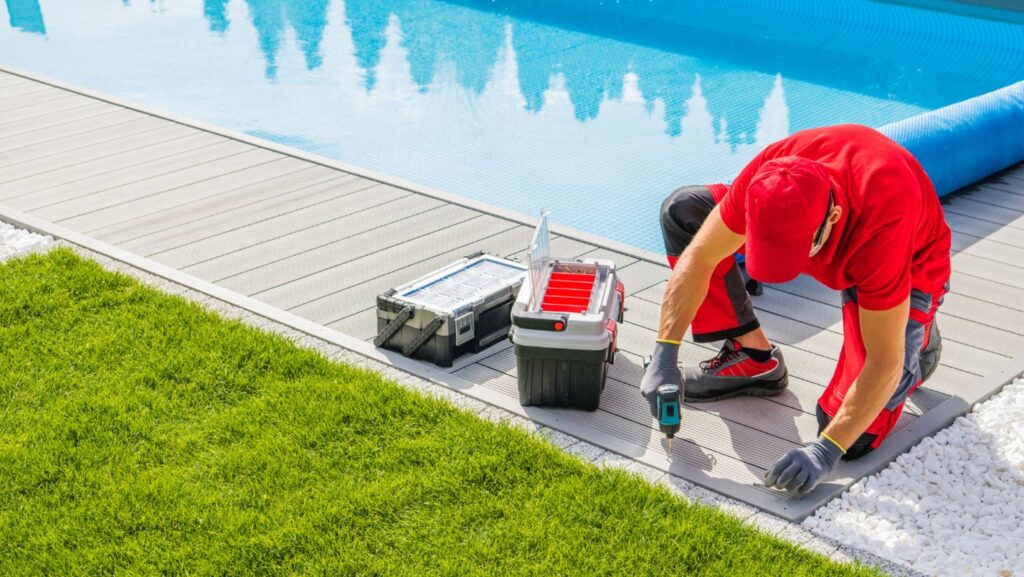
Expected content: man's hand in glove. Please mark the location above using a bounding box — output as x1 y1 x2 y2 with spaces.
640 340 682 419
764 435 845 496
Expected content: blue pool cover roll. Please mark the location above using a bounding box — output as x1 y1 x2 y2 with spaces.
881 81 1024 197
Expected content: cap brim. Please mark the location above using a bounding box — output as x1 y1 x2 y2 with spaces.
745 241 808 284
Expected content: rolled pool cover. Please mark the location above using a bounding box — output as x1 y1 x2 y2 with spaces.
881 80 1024 196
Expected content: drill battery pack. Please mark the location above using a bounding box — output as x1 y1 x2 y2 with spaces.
510 212 624 411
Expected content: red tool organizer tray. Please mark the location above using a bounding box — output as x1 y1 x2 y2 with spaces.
539 270 596 314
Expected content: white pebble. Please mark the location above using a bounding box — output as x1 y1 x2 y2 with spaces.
806 380 1024 576
0 222 53 262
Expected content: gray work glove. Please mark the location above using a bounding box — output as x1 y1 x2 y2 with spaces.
640 341 682 419
764 436 844 496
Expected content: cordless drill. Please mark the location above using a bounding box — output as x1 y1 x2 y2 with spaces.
656 384 681 451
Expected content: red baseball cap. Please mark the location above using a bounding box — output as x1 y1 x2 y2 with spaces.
744 156 832 284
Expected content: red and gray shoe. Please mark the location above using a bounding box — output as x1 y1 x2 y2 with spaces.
683 339 789 402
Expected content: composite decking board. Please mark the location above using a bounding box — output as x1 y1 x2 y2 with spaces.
0 74 30 88
258 216 524 313
0 131 230 204
202 199 480 295
614 259 671 298
945 211 1024 249
90 165 343 243
117 173 365 256
1 89 83 114
12 139 255 214
29 145 272 221
951 230 1024 270
455 362 772 482
456 362 770 481
2 123 200 184
577 247 639 269
505 234 597 265
0 81 54 99
61 157 317 232
945 271 1024 312
965 184 1024 210
160 187 436 272
192 199 471 291
0 101 125 140
0 116 173 170
0 108 147 153
944 196 1024 230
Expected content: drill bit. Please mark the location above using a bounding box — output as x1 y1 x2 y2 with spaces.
668 437 673 453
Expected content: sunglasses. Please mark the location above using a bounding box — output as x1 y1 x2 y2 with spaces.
811 188 835 250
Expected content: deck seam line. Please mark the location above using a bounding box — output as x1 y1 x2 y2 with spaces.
0 112 151 155
156 181 395 263
0 121 177 172
198 199 454 278
94 169 349 240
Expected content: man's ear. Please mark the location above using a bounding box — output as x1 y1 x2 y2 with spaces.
828 205 843 225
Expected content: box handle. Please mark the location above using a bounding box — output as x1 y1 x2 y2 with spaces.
402 315 446 357
374 305 414 348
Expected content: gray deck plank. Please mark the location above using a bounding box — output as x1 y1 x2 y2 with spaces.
1 131 227 204
2 123 199 183
9 139 254 214
944 211 1024 250
230 205 495 303
278 219 528 319
946 271 1024 312
1 89 82 113
0 81 53 100
0 100 123 139
89 166 343 242
58 156 313 232
179 191 452 283
505 234 596 264
0 74 30 88
944 196 1024 230
0 116 171 169
968 183 1024 210
456 363 774 480
158 182 410 266
0 107 145 153
35 147 278 223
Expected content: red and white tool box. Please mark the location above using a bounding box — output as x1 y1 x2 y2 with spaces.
510 211 624 410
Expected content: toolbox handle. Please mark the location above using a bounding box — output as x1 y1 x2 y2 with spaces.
374 305 415 348
402 315 446 357
512 311 569 331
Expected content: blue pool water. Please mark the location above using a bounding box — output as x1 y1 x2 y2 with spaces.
3 0 1023 253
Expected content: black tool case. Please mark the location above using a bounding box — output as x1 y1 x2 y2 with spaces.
374 253 527 368
510 212 624 411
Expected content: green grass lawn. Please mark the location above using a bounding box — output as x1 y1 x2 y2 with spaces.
0 249 881 576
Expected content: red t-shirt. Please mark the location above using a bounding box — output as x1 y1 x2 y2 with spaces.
718 124 951 310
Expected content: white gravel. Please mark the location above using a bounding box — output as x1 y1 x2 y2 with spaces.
0 222 53 262
805 379 1024 577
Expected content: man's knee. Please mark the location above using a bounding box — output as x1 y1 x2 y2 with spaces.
660 185 714 237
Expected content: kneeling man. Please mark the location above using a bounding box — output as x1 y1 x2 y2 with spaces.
641 124 951 496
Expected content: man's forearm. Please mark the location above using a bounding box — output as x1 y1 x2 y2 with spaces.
822 359 903 450
658 252 714 343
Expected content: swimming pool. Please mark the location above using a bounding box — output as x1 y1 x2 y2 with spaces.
3 0 1023 254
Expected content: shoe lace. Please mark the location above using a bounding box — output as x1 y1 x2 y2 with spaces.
700 343 740 371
